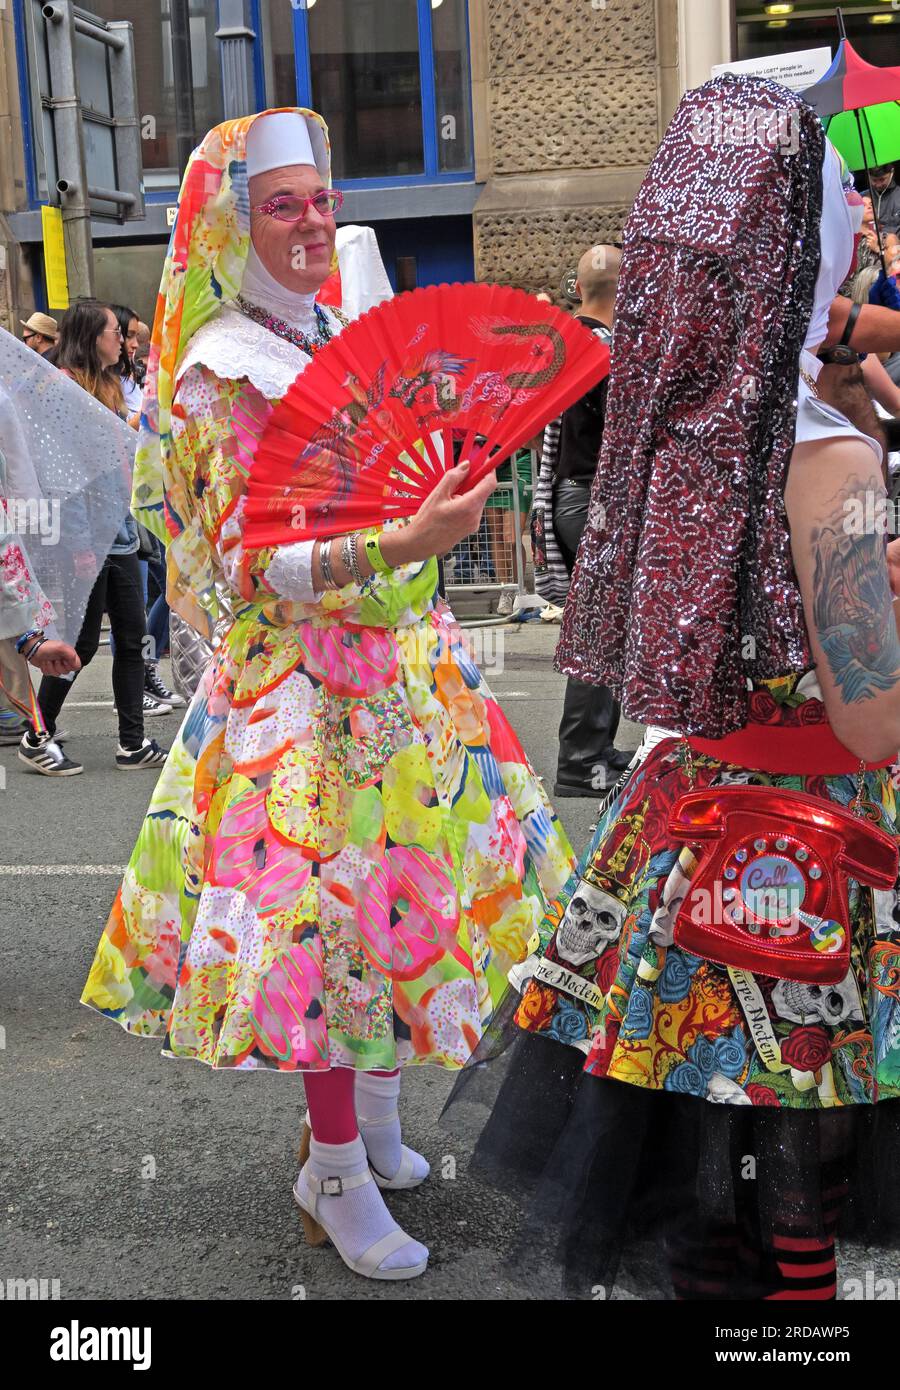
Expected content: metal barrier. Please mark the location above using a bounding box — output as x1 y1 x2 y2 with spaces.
444 449 537 608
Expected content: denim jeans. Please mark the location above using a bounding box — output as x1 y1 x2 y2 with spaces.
140 536 170 659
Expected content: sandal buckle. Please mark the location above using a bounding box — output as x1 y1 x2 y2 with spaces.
320 1176 343 1196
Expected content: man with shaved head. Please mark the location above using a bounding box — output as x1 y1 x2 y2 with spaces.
574 243 621 305
548 243 629 797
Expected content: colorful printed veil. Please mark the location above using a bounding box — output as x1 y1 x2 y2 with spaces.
131 108 334 637
555 75 830 738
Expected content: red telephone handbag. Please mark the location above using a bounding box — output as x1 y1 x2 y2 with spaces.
668 786 898 984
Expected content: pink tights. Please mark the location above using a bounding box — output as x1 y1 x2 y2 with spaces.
303 1068 399 1145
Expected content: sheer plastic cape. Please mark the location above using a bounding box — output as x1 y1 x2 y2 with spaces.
0 328 133 643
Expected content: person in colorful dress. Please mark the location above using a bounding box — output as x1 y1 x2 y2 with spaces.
80 108 574 1282
451 75 900 1300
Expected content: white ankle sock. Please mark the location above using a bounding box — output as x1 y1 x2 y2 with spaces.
301 1136 426 1274
355 1072 430 1184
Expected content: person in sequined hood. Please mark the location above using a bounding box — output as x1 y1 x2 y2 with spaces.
445 74 900 1302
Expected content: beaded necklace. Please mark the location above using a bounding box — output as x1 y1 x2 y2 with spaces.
237 295 334 356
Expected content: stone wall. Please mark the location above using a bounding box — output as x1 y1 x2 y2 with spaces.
474 201 634 300
470 0 681 298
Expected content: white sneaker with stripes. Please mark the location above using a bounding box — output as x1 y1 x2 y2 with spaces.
115 738 168 771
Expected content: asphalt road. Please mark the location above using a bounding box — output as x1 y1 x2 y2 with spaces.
0 624 892 1301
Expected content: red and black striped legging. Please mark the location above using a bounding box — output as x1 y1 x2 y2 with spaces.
669 1171 848 1301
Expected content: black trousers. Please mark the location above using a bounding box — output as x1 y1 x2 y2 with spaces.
552 481 620 789
38 551 147 748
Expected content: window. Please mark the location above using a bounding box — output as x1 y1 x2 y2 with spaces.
432 0 473 175
291 0 474 183
308 0 424 178
260 0 299 108
24 0 225 193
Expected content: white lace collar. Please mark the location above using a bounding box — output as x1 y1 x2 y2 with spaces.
175 302 341 401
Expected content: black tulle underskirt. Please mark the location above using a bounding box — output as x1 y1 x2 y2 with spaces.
441 992 900 1300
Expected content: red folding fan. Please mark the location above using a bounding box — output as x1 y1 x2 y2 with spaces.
242 282 610 548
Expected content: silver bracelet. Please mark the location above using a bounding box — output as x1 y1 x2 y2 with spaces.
340 533 353 583
319 538 338 590
346 531 366 587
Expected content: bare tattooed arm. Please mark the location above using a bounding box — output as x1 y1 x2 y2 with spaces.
810 473 900 703
786 441 900 762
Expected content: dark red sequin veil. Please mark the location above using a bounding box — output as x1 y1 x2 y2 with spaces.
555 75 824 738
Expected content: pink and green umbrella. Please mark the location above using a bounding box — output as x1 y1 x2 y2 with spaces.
801 30 900 270
800 37 900 172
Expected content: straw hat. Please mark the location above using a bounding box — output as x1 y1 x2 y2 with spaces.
20 311 59 340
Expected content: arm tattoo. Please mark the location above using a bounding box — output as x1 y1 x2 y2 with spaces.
810 473 900 703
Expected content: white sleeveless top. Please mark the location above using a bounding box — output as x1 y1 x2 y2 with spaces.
795 349 884 465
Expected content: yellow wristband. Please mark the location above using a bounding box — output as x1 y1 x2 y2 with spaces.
364 530 392 576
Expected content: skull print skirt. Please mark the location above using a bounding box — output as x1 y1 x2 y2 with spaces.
441 692 900 1298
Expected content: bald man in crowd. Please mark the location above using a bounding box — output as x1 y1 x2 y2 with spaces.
550 243 630 796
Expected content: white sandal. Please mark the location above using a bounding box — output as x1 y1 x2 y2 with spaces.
360 1111 430 1191
299 1112 430 1192
292 1165 428 1281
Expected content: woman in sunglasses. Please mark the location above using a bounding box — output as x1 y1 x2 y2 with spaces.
81 109 573 1284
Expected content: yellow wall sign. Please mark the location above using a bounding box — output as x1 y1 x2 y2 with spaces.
41 206 69 311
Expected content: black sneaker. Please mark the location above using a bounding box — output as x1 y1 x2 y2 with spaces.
145 661 185 708
552 781 598 799
143 691 172 717
18 731 83 776
116 738 167 771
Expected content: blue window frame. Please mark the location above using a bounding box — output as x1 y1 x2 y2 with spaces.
12 0 39 208
290 0 474 188
248 0 267 115
15 0 269 209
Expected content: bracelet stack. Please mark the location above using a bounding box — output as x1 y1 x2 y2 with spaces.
15 627 45 660
320 530 393 591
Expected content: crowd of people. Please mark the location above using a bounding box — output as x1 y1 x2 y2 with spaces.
4 80 900 1302
1 297 185 775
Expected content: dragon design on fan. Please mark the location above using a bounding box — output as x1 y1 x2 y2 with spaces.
390 322 567 429
484 319 567 389
458 320 567 416
298 366 388 465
